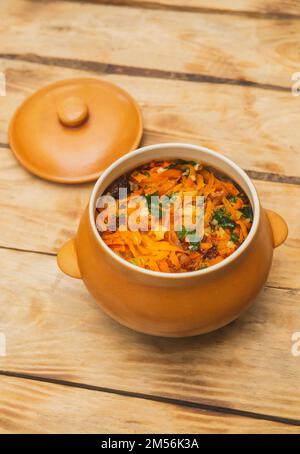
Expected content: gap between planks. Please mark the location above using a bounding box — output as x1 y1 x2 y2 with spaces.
29 0 300 20
0 369 300 428
1 142 300 186
0 53 289 94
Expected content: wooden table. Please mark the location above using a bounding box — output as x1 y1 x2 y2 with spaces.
0 0 300 434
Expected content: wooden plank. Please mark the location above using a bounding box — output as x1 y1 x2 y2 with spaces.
0 0 298 434
1 375 298 434
109 0 300 17
0 147 92 255
0 248 300 421
1 58 300 178
0 0 299 88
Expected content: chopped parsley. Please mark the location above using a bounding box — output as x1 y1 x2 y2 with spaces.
176 226 197 242
227 195 237 203
213 208 236 230
189 242 200 251
176 226 189 241
144 191 159 208
240 206 253 221
231 232 239 244
167 159 197 169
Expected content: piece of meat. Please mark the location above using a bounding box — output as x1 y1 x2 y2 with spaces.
105 174 131 199
201 244 218 260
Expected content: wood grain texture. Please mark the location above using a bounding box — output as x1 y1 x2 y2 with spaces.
0 147 92 255
0 248 300 422
0 0 299 88
1 0 300 434
1 375 299 434
1 58 300 179
98 0 300 17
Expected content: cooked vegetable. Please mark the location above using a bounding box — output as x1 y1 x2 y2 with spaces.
189 242 200 251
166 159 197 169
228 195 237 203
240 205 253 221
231 232 239 244
144 191 159 208
212 208 236 230
97 159 253 273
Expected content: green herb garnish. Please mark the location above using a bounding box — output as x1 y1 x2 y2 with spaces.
189 242 200 251
167 159 197 169
240 206 253 221
144 191 159 208
228 195 237 203
213 208 236 230
231 232 239 244
176 227 199 245
176 226 189 241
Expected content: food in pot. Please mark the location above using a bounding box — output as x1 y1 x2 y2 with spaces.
96 159 253 273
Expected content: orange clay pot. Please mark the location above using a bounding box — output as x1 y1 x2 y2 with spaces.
57 143 288 337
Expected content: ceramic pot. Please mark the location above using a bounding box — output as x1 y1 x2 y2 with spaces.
57 143 288 337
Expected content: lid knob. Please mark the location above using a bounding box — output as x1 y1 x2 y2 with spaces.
57 96 89 127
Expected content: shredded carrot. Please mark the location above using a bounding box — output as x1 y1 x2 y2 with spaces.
204 199 213 224
170 251 180 269
236 220 248 240
97 160 253 273
158 260 170 273
201 242 213 250
203 172 215 196
196 174 204 192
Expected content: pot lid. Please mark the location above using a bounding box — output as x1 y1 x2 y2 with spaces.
8 78 143 183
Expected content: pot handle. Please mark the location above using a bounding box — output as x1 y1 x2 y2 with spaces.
266 209 288 248
57 239 82 279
